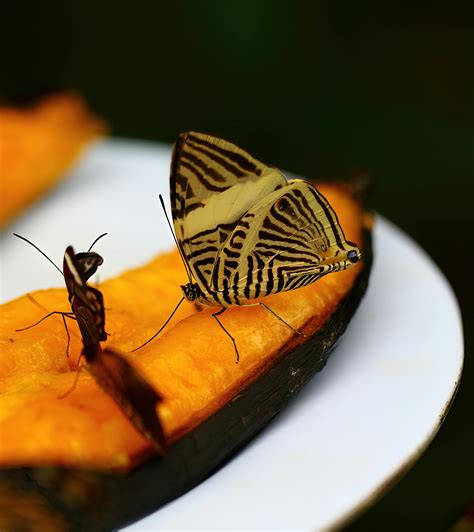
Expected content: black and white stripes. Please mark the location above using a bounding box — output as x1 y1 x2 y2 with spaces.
170 131 361 308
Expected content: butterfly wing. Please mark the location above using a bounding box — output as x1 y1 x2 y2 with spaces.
212 180 361 303
170 132 288 291
64 248 166 452
85 345 166 454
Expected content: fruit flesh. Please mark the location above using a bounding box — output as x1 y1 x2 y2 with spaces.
0 93 105 227
0 184 364 470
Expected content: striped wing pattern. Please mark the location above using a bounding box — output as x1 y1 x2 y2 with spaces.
170 132 286 293
170 132 361 307
212 180 359 305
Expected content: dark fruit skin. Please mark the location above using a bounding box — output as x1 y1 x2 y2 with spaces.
0 231 372 532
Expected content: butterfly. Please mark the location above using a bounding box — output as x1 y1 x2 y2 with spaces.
14 234 166 454
134 132 361 361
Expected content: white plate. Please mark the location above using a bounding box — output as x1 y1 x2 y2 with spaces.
0 139 463 530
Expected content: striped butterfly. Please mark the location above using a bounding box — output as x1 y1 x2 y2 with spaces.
135 132 361 360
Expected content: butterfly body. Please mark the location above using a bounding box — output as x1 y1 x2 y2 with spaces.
172 132 361 309
63 247 107 346
61 246 166 452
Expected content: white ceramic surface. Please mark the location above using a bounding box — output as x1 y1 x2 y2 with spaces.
0 140 463 530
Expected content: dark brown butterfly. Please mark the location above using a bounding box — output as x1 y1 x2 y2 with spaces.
14 234 166 454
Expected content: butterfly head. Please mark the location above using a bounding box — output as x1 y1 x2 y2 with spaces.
181 282 201 302
344 241 362 265
74 251 104 282
312 239 361 274
338 242 362 268
346 248 361 264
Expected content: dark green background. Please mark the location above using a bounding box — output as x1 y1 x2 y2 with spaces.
2 1 473 529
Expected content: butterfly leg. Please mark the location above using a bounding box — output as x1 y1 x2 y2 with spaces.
60 314 77 359
212 308 240 363
57 353 85 399
61 314 76 358
258 302 306 337
16 311 76 332
20 294 77 356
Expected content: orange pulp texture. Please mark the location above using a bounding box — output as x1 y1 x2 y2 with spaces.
0 93 106 227
0 184 364 471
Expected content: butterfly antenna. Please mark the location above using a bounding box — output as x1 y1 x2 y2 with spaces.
158 194 193 285
88 232 108 252
13 233 63 277
131 296 185 352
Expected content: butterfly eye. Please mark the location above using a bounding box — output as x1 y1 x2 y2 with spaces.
347 250 360 263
